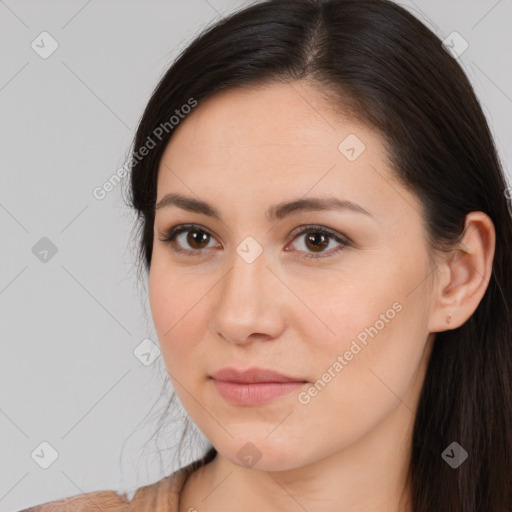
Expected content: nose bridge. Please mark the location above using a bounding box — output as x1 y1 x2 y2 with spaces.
220 246 269 316
210 243 285 342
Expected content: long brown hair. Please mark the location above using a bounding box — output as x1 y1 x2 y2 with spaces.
124 1 512 509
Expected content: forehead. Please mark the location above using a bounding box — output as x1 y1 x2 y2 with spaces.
159 82 386 179
155 81 421 228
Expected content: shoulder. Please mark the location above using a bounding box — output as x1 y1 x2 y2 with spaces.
17 465 193 512
17 489 132 512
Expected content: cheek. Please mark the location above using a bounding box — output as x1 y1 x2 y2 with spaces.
292 319 411 457
299 255 431 407
302 283 429 434
148 259 214 383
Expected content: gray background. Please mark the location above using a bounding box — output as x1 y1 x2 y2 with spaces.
1 1 511 511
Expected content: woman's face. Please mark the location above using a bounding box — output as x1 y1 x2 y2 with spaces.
149 81 437 471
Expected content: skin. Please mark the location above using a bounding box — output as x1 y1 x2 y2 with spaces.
148 80 496 512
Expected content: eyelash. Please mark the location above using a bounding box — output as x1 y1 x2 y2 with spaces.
158 223 351 260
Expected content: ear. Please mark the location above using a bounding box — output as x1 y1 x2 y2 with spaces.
428 211 496 333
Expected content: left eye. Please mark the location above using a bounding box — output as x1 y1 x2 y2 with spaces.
159 224 351 260
286 226 351 259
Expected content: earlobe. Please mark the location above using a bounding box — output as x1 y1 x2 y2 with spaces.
429 211 496 333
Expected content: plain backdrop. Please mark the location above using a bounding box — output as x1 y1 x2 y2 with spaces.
1 1 511 511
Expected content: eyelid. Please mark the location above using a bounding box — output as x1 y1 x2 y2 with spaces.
287 224 352 245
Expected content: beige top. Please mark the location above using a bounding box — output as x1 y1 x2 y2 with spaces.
17 459 199 512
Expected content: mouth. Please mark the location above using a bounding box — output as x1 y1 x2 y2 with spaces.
209 367 308 406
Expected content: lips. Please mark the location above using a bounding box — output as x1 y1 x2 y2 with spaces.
209 367 308 406
209 367 307 384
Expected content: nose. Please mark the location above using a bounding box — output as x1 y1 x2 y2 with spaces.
209 247 288 345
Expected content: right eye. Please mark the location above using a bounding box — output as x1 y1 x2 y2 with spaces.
158 224 219 256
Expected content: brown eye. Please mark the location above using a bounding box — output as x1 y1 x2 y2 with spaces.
159 224 218 256
304 232 330 252
160 223 351 260
185 229 210 249
287 225 351 260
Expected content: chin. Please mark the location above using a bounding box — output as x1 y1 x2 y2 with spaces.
215 435 310 472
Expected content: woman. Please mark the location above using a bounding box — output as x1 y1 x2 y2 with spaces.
20 0 512 510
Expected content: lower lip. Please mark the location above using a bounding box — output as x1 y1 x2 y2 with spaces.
211 379 306 406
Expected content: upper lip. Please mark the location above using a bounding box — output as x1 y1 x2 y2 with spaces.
209 367 307 383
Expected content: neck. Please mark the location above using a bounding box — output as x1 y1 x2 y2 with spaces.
179 401 414 512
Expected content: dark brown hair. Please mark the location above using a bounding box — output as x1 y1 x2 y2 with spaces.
124 0 512 509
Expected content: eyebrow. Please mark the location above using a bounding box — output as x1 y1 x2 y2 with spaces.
154 193 373 222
